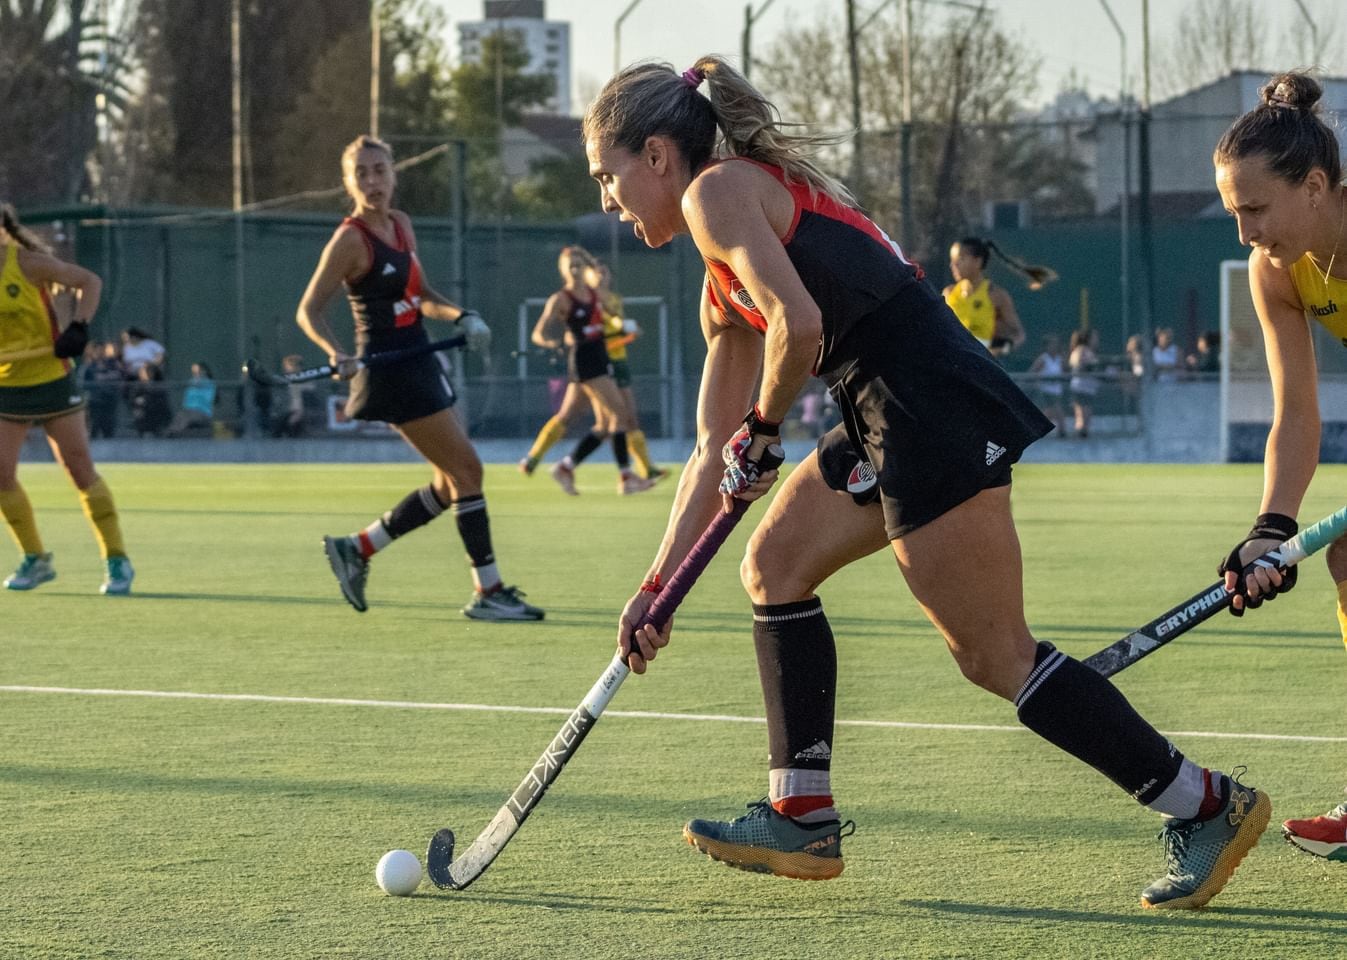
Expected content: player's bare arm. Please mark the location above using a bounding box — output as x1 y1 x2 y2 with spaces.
297 226 366 363
683 164 822 430
531 291 570 349
991 285 1025 348
17 248 102 320
1250 248 1320 519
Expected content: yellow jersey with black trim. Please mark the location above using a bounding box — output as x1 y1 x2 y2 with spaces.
944 278 995 347
0 244 69 387
1288 253 1347 348
600 291 630 362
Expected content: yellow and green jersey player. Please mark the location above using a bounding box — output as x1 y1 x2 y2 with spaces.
0 203 133 595
1214 70 1347 859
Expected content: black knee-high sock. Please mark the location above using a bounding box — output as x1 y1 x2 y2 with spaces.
754 598 837 775
381 485 446 539
450 494 494 568
1015 642 1184 804
611 431 630 470
569 431 604 466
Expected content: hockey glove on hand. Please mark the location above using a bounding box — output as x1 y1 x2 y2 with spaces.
1218 512 1298 616
720 406 782 496
458 311 492 352
53 320 89 359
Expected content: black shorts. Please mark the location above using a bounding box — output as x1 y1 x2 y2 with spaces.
0 370 85 424
816 283 1052 539
568 340 612 383
345 351 455 425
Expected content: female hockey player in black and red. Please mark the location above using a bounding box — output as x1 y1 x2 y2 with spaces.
588 57 1267 910
298 134 542 621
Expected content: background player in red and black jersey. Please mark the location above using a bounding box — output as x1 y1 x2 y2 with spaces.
584 57 1266 909
296 135 541 622
526 245 653 496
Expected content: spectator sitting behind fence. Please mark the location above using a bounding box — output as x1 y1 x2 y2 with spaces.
81 340 127 439
166 362 216 437
1028 333 1067 437
272 355 311 438
120 327 164 376
1151 327 1181 381
1187 331 1221 375
127 363 172 437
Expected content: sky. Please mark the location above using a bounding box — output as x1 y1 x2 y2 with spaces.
439 0 1347 115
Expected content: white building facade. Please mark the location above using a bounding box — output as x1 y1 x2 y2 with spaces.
457 0 572 116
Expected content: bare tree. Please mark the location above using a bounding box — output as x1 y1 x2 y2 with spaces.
1152 0 1342 100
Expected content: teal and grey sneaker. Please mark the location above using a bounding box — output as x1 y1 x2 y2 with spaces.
100 555 135 596
462 584 544 621
683 798 855 880
1141 771 1271 909
4 552 56 591
323 535 368 613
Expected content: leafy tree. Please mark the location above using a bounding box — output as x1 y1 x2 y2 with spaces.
0 0 128 204
445 29 554 222
129 0 368 206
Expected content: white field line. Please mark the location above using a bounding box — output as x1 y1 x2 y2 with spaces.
3 684 1346 743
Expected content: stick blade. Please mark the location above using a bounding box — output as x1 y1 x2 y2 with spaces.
426 828 458 889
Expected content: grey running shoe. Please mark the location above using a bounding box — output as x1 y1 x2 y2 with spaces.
1141 771 1270 909
462 584 545 621
323 535 369 613
551 460 578 496
683 798 854 880
618 472 656 495
4 552 55 591
100 555 135 596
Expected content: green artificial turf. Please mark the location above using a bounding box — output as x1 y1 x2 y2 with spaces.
3 462 1346 959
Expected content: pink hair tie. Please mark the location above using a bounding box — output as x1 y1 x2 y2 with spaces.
681 66 704 89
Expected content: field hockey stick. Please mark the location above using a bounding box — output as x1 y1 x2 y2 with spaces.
241 333 466 386
1084 504 1347 678
427 444 786 891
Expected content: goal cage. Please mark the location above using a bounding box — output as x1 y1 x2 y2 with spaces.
1219 259 1347 463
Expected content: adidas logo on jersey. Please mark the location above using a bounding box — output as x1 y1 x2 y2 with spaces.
382 262 397 276
985 441 1006 466
846 459 877 494
793 740 832 762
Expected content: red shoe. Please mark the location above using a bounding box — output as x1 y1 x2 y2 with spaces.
1283 801 1347 861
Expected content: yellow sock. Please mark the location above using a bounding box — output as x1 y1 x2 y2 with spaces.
78 476 126 560
1337 580 1347 651
0 485 44 555
528 416 568 462
627 429 653 478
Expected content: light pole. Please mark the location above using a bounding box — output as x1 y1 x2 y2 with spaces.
370 1 381 137
1098 0 1130 348
614 0 646 74
741 0 778 79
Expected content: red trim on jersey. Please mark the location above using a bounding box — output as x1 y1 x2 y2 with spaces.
700 158 921 333
342 217 377 285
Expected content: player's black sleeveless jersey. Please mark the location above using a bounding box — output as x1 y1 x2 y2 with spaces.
563 288 609 378
703 159 926 377
343 216 427 352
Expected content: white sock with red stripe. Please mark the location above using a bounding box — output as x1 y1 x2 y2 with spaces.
770 768 838 824
354 522 391 560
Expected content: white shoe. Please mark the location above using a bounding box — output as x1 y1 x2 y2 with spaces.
100 555 135 595
4 552 56 590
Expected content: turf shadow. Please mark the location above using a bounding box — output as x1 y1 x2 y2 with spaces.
900 898 1347 933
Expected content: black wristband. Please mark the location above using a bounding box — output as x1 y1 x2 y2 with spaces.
1250 512 1297 540
744 404 782 437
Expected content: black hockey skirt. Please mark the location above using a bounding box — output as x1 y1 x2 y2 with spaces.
345 350 456 425
815 282 1053 539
